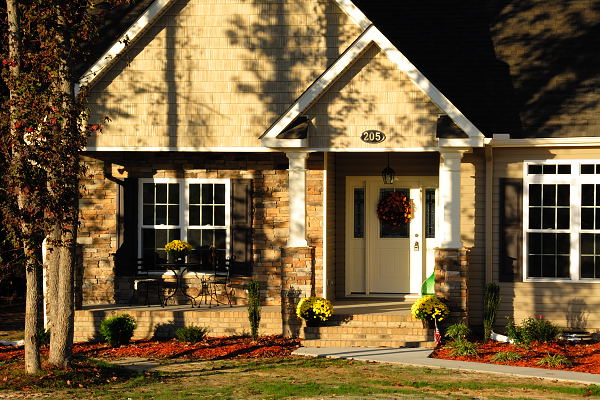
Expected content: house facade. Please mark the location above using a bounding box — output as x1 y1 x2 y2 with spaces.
76 0 600 333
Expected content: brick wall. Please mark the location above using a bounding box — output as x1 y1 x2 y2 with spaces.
78 152 324 307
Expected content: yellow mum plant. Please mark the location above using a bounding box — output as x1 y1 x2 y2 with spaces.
411 295 449 321
164 240 192 255
296 296 333 323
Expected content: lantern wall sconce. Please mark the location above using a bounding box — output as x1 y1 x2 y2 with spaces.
381 153 395 184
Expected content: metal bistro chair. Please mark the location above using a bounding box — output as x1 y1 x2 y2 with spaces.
130 258 164 307
207 250 234 307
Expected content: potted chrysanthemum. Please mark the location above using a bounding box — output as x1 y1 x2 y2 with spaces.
296 296 333 326
410 295 449 328
164 239 192 265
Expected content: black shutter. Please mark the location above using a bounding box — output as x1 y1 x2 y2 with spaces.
114 177 138 275
231 179 252 275
499 178 522 282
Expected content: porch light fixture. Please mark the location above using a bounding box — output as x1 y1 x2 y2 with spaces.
381 153 395 184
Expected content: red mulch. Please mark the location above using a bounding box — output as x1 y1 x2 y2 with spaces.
0 335 300 362
431 340 600 374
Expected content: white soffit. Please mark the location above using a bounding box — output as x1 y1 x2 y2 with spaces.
75 0 177 95
261 24 485 147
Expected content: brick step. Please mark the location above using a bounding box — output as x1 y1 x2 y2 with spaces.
302 326 431 336
303 332 432 342
314 316 426 329
327 313 418 323
301 339 436 349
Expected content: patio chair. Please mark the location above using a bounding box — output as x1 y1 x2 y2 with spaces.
130 258 164 307
207 251 234 307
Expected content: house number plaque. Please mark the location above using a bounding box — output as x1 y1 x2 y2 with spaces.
360 130 386 144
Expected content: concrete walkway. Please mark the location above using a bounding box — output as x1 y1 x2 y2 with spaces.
293 346 600 385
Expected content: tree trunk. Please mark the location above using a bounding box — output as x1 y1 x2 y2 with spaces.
23 248 42 374
45 225 60 349
48 224 75 367
47 12 77 367
8 0 42 375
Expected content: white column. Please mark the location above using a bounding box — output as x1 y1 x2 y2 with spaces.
286 152 309 247
439 149 465 248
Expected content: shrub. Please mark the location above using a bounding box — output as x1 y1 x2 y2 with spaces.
483 283 501 342
175 326 209 343
99 314 136 347
491 351 522 363
246 280 261 340
447 340 478 357
507 315 561 344
36 328 50 348
296 297 333 323
410 296 449 322
537 354 572 367
445 322 471 342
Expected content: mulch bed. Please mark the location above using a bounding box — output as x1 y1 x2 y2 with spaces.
431 340 600 374
0 335 301 362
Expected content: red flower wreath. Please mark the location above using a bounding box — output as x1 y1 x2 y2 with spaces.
377 191 414 227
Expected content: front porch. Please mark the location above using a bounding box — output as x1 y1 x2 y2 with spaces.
74 300 434 348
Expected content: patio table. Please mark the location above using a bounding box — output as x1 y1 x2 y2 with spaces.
159 263 203 306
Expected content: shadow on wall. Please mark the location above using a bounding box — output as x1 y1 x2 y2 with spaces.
566 298 588 332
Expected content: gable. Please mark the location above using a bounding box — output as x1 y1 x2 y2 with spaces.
84 0 363 150
305 43 442 149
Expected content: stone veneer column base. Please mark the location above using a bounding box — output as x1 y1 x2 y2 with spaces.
434 248 469 323
280 246 315 337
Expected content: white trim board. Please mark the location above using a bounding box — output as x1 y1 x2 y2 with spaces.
332 0 372 30
490 136 600 148
75 0 177 95
260 25 485 148
84 145 446 153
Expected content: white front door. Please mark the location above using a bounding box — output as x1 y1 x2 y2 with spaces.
346 176 436 296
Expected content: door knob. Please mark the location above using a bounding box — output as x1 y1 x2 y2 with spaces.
414 241 420 251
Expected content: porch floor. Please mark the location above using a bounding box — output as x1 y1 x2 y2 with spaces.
77 299 413 317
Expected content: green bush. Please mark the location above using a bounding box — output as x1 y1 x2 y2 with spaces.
175 326 209 343
36 328 50 348
99 314 136 347
246 280 261 340
491 351 522 363
507 316 561 344
483 283 500 342
447 340 478 357
445 322 471 342
537 354 572 367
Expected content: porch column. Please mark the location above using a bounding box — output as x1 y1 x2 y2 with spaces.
285 151 309 247
436 149 468 323
438 149 464 249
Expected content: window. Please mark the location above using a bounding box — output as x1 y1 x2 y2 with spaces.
524 161 600 280
139 179 230 267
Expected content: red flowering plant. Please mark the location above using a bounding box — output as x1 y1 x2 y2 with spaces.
376 191 414 226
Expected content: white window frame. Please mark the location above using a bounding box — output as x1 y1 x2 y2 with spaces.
523 160 600 282
138 178 231 270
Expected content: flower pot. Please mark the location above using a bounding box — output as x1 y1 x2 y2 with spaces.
304 317 323 327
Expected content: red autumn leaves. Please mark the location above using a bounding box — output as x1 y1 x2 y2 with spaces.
377 191 414 227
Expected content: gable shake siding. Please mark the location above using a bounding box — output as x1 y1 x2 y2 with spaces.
85 0 362 149
305 44 442 149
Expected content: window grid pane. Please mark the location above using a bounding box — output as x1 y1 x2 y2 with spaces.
581 233 600 279
380 188 409 238
142 183 180 226
425 189 435 238
528 184 569 230
353 188 364 238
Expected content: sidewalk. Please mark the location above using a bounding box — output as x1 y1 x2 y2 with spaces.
293 346 600 385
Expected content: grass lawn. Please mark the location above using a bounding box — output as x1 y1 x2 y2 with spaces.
2 356 599 400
